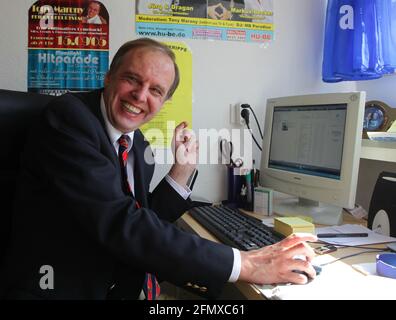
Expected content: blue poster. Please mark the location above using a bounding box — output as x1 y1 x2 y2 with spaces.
28 49 108 94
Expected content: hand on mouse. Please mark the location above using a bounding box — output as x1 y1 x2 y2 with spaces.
238 233 317 285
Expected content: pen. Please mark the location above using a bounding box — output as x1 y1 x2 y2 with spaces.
317 233 369 238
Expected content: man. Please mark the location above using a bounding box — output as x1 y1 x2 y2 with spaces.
82 1 107 24
4 38 316 300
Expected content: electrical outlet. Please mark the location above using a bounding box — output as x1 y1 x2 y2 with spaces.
230 103 245 125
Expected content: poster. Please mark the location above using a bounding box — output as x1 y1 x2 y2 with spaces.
135 0 274 44
28 0 109 95
140 42 192 148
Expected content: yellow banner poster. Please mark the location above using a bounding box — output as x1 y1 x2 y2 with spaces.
140 41 192 148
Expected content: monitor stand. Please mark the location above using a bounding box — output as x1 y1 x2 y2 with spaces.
274 197 343 226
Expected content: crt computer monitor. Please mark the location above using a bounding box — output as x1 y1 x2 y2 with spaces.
259 92 365 225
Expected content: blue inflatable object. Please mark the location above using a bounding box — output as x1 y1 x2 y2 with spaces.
323 0 396 82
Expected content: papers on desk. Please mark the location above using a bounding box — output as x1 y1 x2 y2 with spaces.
257 255 396 300
351 262 377 276
316 224 396 246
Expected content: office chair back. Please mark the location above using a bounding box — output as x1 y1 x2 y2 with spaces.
0 90 54 286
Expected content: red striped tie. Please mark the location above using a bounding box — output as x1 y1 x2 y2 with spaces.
118 135 161 300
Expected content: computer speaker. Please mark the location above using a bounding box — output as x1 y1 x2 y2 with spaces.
367 171 396 237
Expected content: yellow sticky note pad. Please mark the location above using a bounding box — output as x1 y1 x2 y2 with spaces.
274 217 315 237
297 215 314 223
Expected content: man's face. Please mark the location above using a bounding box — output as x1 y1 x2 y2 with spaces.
87 2 100 18
103 48 175 133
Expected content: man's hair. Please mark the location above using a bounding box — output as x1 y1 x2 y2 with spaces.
90 1 101 8
108 38 180 99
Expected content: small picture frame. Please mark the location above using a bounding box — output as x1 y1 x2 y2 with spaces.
362 100 396 138
363 101 389 132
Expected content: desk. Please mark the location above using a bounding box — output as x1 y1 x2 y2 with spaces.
178 211 394 300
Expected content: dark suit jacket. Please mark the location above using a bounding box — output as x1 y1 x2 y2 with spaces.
4 90 233 299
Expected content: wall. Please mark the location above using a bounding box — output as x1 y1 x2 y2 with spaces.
357 75 396 106
0 0 358 203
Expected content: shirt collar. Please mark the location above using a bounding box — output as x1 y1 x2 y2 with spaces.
100 94 135 151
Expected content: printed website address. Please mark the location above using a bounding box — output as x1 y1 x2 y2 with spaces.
137 30 186 38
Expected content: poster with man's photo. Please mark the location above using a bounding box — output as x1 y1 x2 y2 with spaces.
135 0 274 43
28 0 109 95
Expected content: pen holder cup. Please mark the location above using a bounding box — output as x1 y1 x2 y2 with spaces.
227 167 254 211
227 167 243 204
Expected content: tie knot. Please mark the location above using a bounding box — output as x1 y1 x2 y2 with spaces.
118 135 129 149
118 135 130 167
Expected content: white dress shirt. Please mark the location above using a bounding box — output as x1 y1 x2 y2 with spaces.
87 15 103 24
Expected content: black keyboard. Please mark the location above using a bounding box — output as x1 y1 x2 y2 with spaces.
189 205 284 251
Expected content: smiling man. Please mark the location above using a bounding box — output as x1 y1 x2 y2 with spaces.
4 38 316 300
103 47 173 132
83 1 107 24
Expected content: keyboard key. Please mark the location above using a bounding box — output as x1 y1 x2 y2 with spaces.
189 205 283 251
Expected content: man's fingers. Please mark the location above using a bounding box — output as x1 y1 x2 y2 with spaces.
288 259 317 283
174 122 187 139
177 129 195 148
284 270 310 285
175 121 187 133
181 129 193 141
185 138 198 153
174 122 190 142
286 242 316 262
279 233 317 249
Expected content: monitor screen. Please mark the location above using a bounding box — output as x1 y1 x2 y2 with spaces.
260 92 365 225
269 104 346 180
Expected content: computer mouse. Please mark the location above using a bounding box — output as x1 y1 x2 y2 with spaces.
293 264 322 281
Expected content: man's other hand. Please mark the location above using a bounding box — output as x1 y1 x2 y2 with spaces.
169 121 198 187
